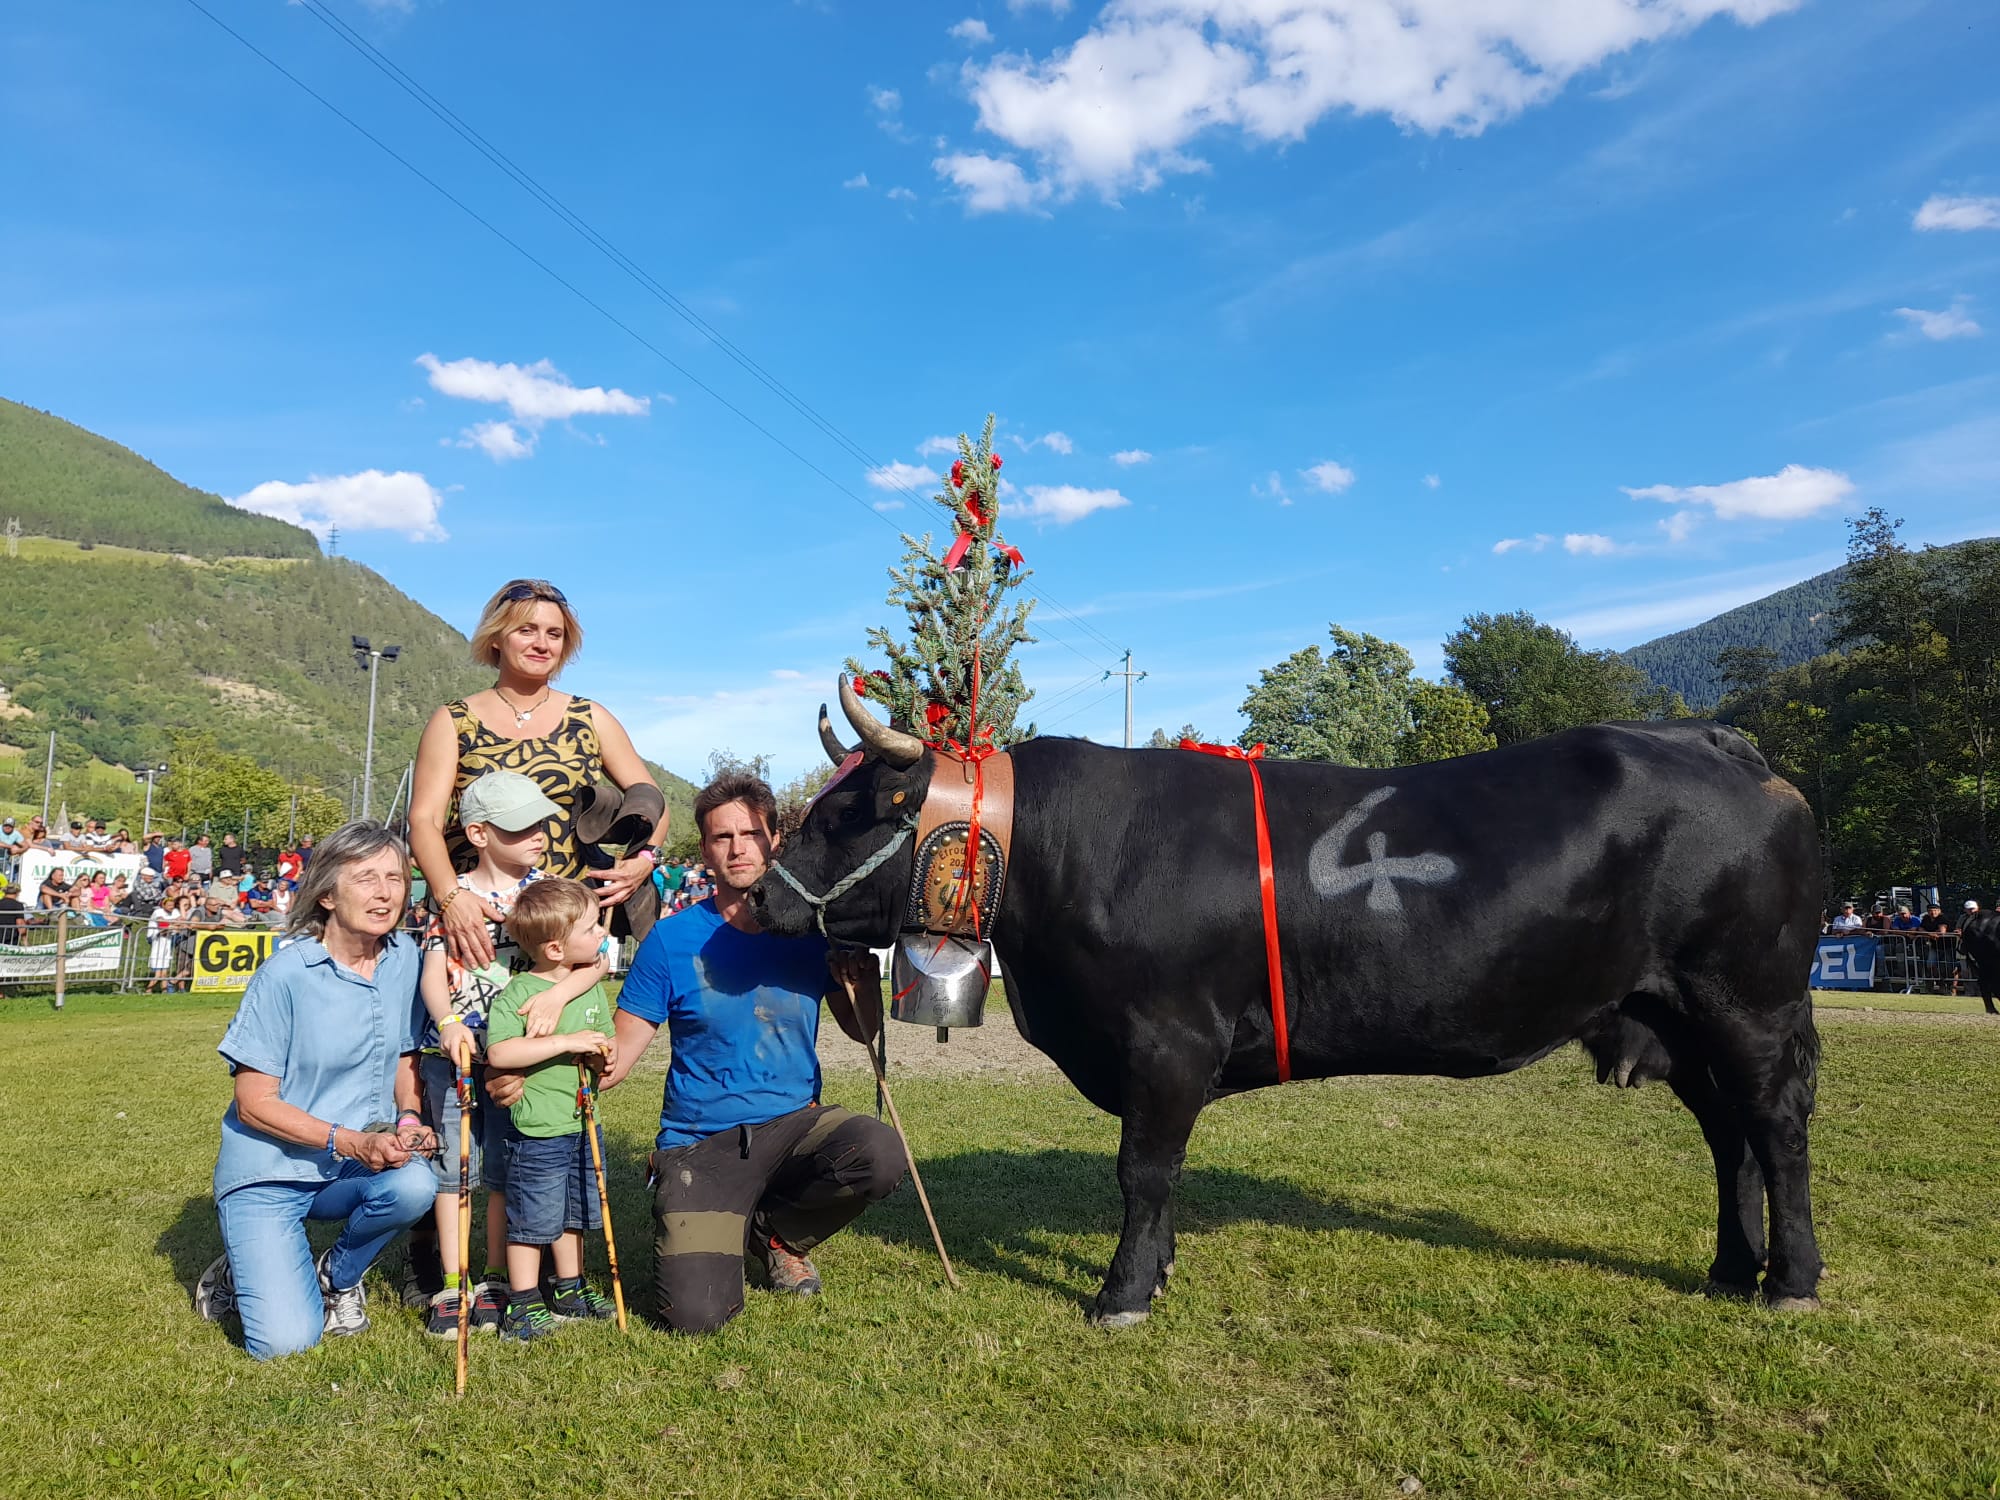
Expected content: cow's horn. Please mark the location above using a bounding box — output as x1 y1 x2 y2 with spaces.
838 675 925 767
818 704 853 767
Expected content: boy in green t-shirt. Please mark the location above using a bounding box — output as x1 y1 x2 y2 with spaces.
484 878 616 1343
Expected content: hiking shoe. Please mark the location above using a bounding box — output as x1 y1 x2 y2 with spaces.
470 1280 505 1334
193 1254 236 1324
549 1281 617 1322
750 1234 821 1296
316 1249 370 1338
424 1288 464 1339
499 1296 560 1344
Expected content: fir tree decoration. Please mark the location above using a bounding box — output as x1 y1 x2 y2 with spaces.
846 415 1037 748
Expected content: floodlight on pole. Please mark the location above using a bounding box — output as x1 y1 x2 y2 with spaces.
353 637 403 821
134 762 170 841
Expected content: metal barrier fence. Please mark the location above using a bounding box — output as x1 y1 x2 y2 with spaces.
0 910 634 1002
1869 931 1975 996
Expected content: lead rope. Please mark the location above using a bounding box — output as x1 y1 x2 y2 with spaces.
765 811 920 940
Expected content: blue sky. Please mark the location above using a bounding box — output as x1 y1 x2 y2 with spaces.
4 0 1998 781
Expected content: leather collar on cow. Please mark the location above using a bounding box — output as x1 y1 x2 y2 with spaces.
908 749 1014 938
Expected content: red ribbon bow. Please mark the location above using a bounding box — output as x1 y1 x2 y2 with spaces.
1179 739 1290 1082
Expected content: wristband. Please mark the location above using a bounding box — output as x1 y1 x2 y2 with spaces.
636 845 660 868
395 1110 422 1129
326 1124 341 1161
438 888 460 914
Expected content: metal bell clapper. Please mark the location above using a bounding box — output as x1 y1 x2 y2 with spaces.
889 932 992 1037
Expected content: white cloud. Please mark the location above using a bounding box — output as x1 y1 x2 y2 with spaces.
1113 449 1153 466
770 668 804 680
1894 300 1982 341
1301 460 1356 494
233 469 447 542
873 499 906 512
1493 533 1554 554
1492 537 1524 554
869 86 902 114
1624 464 1855 522
1658 510 1698 544
935 152 1050 214
1422 473 1441 489
1019 484 1130 523
887 186 919 201
866 460 941 493
1564 533 1619 556
951 0 1797 209
949 17 995 44
1037 430 1075 454
1913 194 2000 232
456 420 534 463
1009 0 1073 11
843 172 871 189
916 435 961 458
1252 471 1291 506
416 353 648 424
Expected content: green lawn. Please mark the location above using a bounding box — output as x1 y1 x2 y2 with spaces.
3 994 1996 1499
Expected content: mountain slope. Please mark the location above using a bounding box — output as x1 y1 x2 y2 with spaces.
1622 565 1845 708
0 398 315 558
0 398 697 831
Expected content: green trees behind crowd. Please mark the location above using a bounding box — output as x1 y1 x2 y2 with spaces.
1717 509 2000 898
1232 617 1688 769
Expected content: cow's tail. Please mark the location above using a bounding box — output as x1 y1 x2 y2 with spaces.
1790 992 1821 1118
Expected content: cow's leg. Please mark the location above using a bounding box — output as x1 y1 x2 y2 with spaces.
1091 1071 1206 1329
1666 1062 1765 1297
1705 1001 1823 1309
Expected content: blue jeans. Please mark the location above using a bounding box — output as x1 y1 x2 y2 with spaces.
216 1160 434 1360
503 1125 603 1246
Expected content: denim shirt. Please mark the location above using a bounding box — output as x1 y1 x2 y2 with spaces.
212 931 423 1202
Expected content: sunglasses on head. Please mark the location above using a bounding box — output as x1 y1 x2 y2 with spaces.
500 581 567 605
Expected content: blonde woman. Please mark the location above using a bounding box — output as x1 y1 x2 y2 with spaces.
410 580 662 967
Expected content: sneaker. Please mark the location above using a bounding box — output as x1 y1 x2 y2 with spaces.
499 1295 560 1344
549 1280 617 1322
470 1280 505 1334
749 1234 822 1296
193 1254 236 1323
424 1288 463 1339
316 1249 370 1338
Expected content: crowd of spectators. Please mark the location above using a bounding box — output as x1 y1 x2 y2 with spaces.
1823 897 1976 936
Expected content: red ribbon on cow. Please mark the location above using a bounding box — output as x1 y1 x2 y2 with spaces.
1179 739 1292 1083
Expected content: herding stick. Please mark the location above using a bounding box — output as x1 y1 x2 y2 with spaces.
454 1057 473 1397
577 1064 628 1332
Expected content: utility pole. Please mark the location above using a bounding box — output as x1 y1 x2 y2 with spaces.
351 637 401 821
1103 650 1148 748
40 730 55 823
134 763 169 838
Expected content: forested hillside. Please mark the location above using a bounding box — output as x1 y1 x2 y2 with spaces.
1622 567 1844 709
0 399 316 558
0 398 698 833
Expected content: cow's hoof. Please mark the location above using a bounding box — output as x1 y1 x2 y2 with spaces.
1701 1279 1759 1302
1090 1308 1150 1330
1762 1294 1820 1313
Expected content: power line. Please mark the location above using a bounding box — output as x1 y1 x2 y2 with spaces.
183 0 1130 672
1038 686 1125 735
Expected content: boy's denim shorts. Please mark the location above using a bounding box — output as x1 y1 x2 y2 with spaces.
418 1053 508 1194
502 1122 604 1246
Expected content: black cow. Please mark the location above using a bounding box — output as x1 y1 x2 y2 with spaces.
754 683 1825 1326
1953 910 2000 1013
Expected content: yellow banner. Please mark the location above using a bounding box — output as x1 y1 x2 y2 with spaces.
191 930 284 992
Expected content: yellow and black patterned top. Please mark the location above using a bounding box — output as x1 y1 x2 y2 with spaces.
444 696 603 880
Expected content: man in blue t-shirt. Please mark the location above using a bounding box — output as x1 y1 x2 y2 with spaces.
595 771 903 1334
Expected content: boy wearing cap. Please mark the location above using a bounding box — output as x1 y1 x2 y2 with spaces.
413 769 564 1338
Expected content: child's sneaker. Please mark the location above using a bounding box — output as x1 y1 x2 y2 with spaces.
316 1248 370 1338
499 1295 559 1344
424 1288 463 1338
749 1233 822 1296
193 1254 236 1323
470 1280 506 1334
549 1280 617 1322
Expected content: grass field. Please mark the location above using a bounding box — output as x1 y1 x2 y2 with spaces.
3 992 1996 1499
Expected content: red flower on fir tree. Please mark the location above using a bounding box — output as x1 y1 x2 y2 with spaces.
989 453 1003 471
924 702 948 728
950 459 965 487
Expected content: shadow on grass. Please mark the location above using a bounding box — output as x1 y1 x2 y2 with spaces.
850 1148 1704 1310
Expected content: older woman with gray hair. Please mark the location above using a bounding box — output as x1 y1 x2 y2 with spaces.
193 822 435 1359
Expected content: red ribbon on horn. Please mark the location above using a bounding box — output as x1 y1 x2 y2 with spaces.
1179 739 1291 1083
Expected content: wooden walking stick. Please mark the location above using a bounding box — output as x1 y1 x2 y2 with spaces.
839 973 960 1290
577 1064 628 1332
454 1056 473 1398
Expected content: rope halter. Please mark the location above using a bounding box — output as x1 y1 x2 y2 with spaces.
765 810 920 940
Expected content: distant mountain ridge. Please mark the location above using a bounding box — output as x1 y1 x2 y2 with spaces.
1622 566 1845 709
0 397 696 832
1623 538 1997 708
